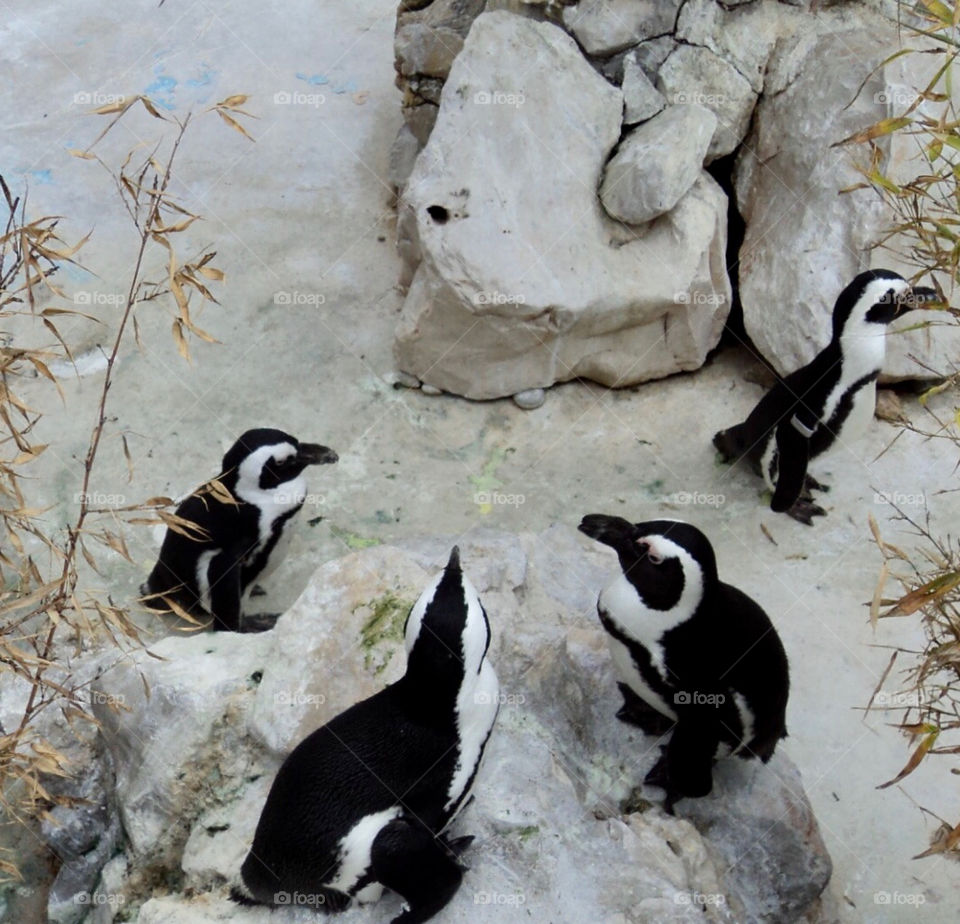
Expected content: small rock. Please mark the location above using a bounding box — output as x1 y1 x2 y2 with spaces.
391 370 422 389
657 43 757 161
388 124 422 191
601 105 716 225
622 56 666 125
420 383 443 395
395 23 464 78
875 388 907 422
563 0 682 56
513 387 545 409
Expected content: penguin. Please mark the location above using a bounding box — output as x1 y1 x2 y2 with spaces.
578 514 789 813
141 428 337 632
713 269 938 523
232 546 499 924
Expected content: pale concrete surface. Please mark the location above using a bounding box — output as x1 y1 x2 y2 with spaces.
4 1 960 921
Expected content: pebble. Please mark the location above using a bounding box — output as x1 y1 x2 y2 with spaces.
392 371 422 389
513 387 546 410
421 383 443 396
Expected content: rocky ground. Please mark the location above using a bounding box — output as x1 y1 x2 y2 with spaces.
3 0 960 922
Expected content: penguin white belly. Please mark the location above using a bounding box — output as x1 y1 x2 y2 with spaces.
254 515 295 582
446 659 499 817
825 378 876 457
196 549 218 613
327 806 402 894
607 635 678 722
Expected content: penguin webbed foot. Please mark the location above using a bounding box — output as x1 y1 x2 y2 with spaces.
643 751 682 815
786 497 827 526
233 612 280 633
249 584 268 597
803 473 829 494
615 684 675 736
439 833 474 860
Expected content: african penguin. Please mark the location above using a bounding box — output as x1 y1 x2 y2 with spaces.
232 546 499 923
141 428 337 632
713 269 938 523
578 514 789 812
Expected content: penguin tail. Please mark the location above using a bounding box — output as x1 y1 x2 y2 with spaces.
229 885 260 907
713 425 747 462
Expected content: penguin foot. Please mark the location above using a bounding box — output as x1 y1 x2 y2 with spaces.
439 834 474 859
250 584 267 597
786 498 827 525
237 612 280 633
803 474 829 493
643 753 680 816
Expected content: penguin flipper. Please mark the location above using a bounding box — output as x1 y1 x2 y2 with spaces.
370 818 464 924
770 418 811 514
207 550 244 632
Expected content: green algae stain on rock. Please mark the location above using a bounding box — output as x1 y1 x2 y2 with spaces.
356 592 413 675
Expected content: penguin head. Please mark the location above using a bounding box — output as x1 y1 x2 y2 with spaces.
579 514 717 612
221 428 338 507
832 269 938 338
403 546 491 684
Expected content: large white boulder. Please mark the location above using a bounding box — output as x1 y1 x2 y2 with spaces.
736 11 960 379
394 12 731 400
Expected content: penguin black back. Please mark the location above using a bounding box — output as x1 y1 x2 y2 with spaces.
713 270 937 523
142 428 337 631
235 547 499 923
579 514 789 811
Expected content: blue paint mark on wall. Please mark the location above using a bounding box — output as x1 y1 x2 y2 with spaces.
296 73 329 86
16 168 53 185
144 65 178 111
332 78 357 95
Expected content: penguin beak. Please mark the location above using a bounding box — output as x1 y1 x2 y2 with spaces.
900 286 940 313
578 514 635 550
297 443 338 465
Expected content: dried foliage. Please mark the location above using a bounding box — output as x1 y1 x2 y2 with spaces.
842 1 960 857
0 96 253 880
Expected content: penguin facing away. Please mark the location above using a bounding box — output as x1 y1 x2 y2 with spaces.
713 269 938 524
141 428 337 632
578 514 789 813
233 547 499 924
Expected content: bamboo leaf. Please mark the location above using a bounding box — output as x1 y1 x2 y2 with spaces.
878 726 939 788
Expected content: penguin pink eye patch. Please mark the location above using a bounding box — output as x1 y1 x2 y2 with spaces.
636 539 664 564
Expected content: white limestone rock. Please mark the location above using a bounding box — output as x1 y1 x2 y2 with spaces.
601 104 716 225
394 12 731 399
